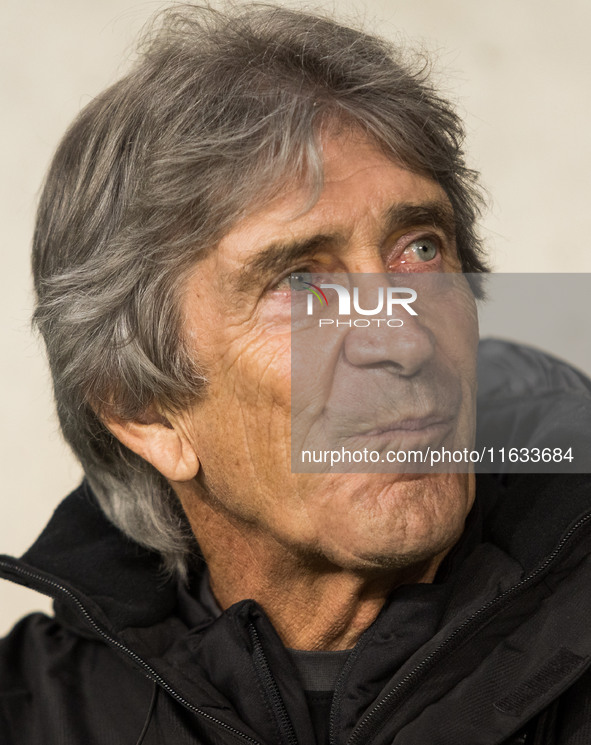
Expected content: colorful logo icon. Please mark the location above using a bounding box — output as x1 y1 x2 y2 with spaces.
303 282 328 307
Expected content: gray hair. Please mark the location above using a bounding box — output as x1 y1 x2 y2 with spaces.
32 2 488 576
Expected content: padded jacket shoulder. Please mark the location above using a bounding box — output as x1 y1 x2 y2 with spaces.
0 612 154 745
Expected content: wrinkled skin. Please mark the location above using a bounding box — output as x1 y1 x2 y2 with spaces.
111 131 479 648
178 133 477 569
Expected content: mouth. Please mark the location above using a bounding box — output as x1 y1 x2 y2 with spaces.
347 414 457 453
361 415 455 438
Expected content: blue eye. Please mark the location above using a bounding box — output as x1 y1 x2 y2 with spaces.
409 237 438 262
270 271 310 292
290 273 310 290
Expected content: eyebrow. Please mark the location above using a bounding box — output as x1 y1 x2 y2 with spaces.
231 199 456 294
383 200 456 240
233 234 338 294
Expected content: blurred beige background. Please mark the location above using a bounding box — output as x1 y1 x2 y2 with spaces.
2 0 591 635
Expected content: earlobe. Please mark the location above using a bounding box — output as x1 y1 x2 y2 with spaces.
102 412 200 483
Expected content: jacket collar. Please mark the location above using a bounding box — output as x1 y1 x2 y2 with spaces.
19 480 184 633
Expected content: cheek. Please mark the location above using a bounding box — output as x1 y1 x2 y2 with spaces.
428 282 479 388
191 327 293 463
232 329 292 411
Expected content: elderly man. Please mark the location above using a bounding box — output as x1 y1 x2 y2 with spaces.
2 5 591 744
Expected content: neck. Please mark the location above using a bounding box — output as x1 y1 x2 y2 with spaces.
179 487 446 650
211 552 441 650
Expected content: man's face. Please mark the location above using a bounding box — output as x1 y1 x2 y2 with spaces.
177 132 478 572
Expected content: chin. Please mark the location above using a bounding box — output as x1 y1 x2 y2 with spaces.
320 527 460 576
313 472 474 573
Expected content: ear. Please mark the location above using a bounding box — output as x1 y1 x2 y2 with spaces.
101 407 200 483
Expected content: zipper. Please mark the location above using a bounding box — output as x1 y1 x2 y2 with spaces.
328 620 377 745
247 622 299 745
344 510 591 745
0 559 263 745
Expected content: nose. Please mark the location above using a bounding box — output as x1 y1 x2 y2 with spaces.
342 280 435 376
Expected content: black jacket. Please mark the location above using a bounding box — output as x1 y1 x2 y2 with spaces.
2 340 591 745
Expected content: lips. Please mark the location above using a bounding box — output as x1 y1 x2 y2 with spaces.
361 414 455 438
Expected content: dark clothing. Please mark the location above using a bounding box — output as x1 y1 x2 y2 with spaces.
1 474 591 745
2 341 591 744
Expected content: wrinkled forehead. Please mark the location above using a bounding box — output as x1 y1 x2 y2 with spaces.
217 129 448 256
239 121 439 221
